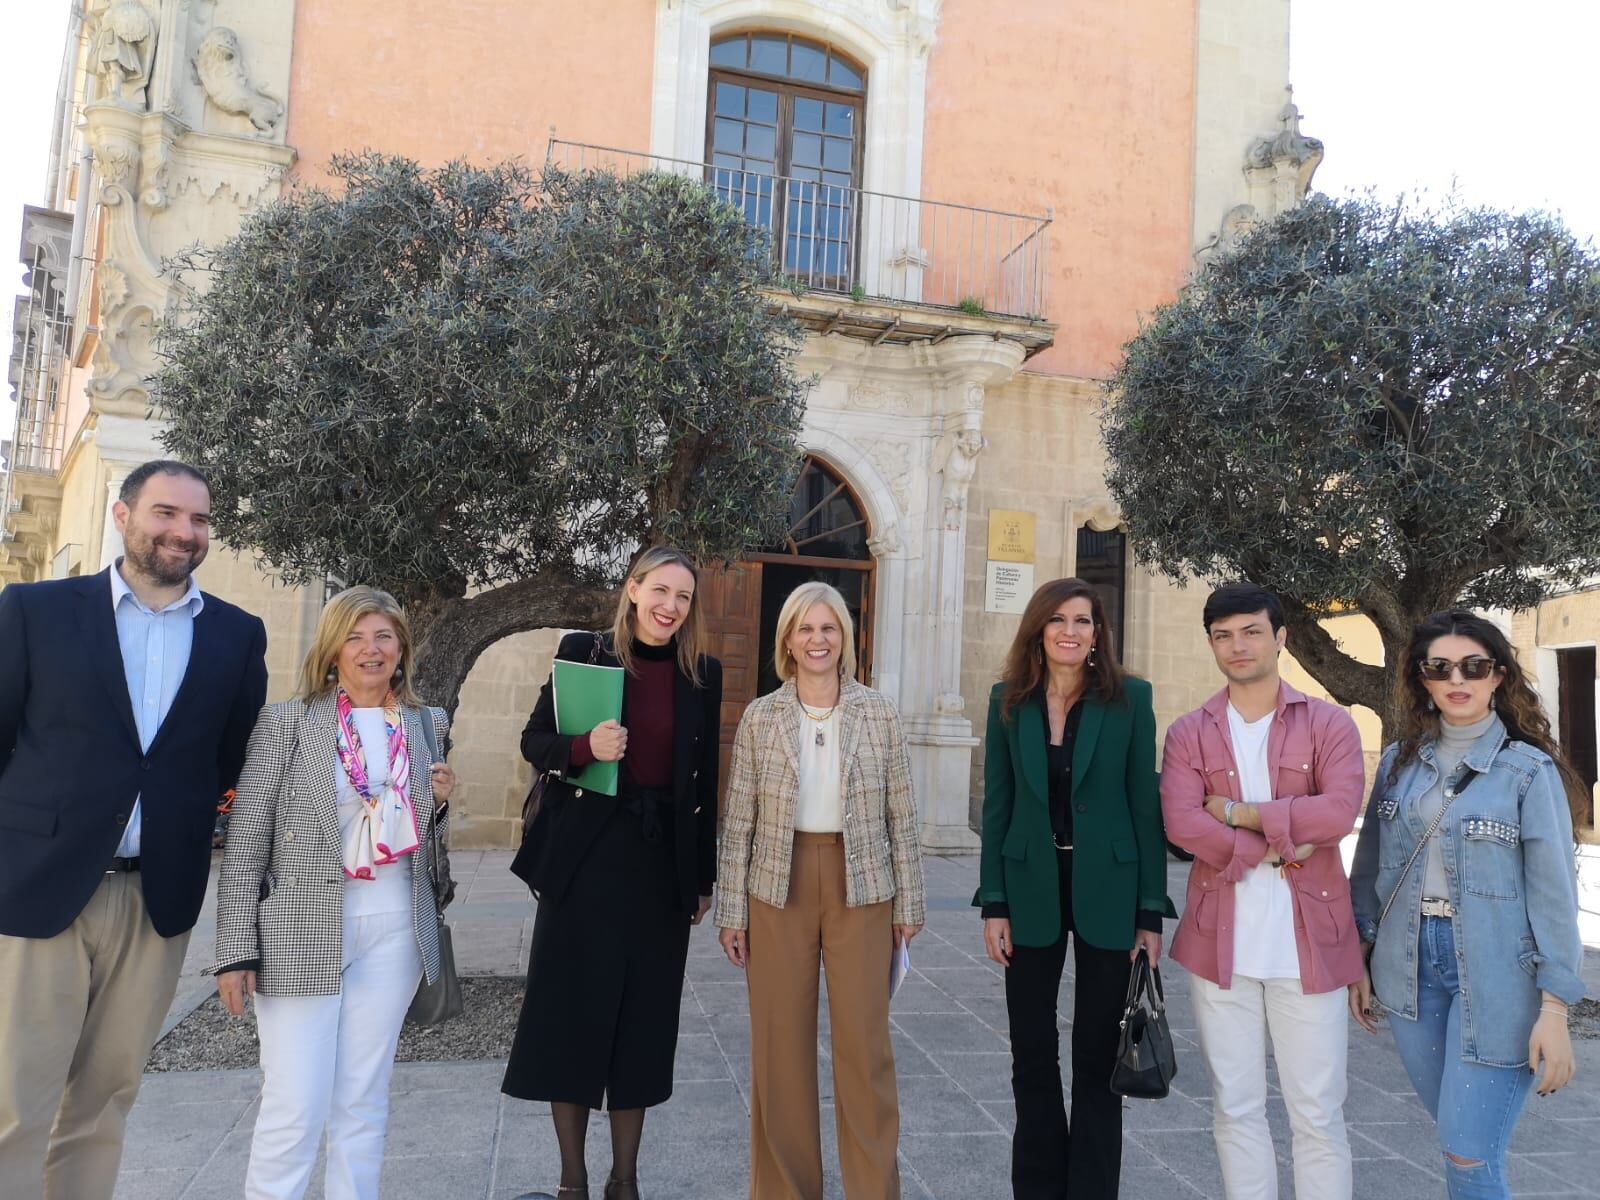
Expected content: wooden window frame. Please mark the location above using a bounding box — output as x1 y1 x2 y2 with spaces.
705 31 868 287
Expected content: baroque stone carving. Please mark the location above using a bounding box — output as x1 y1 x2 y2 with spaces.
866 524 902 557
168 159 287 210
1245 90 1324 177
933 428 986 531
95 1 158 106
1198 88 1324 263
848 383 912 413
92 136 141 193
98 263 132 315
864 439 913 511
193 28 283 134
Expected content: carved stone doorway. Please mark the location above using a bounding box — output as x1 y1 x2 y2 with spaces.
700 455 875 787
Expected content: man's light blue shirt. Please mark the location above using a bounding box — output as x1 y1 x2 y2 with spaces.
110 561 204 858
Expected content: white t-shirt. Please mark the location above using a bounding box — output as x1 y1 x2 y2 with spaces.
339 706 414 916
794 704 843 832
1227 704 1301 981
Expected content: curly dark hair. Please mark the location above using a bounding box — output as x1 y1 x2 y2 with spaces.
1391 610 1587 827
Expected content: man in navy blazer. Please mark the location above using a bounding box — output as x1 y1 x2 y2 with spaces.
0 460 268 1200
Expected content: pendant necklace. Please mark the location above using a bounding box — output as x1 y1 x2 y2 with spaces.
801 701 836 747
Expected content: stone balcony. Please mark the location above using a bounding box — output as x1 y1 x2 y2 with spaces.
546 138 1056 358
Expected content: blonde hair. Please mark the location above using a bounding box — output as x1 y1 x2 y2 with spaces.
296 585 422 707
773 581 857 683
612 546 706 686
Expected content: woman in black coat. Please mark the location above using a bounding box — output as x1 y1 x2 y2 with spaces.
503 546 722 1200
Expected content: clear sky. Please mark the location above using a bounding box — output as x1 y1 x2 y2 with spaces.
2 0 1597 442
1292 0 1600 239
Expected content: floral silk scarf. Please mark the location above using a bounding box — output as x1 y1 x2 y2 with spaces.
335 688 421 879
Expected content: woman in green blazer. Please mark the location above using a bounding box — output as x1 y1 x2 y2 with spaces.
975 577 1173 1200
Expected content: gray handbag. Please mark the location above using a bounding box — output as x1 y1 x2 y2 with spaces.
407 711 463 1026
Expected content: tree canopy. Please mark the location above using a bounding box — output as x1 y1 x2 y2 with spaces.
158 153 807 709
1103 193 1600 735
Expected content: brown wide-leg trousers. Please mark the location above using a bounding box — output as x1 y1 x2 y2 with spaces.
0 873 189 1200
746 832 901 1200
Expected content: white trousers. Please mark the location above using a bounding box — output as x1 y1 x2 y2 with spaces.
1191 973 1352 1200
246 907 422 1200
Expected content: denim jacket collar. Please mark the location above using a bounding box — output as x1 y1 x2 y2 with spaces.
1415 713 1508 775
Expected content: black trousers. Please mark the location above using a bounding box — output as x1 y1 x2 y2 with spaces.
1004 848 1133 1200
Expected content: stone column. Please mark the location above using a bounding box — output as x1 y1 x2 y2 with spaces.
903 337 1025 852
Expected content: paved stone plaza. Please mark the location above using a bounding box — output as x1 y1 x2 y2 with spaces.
114 851 1600 1199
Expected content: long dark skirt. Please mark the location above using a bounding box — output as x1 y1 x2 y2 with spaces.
501 803 692 1110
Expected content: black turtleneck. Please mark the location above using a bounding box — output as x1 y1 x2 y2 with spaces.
569 635 678 789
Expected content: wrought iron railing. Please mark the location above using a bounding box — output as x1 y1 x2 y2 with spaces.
7 294 71 477
546 139 1050 322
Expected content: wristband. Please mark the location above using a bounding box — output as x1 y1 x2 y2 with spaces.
1224 800 1237 828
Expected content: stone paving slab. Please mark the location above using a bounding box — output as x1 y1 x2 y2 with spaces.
120 852 1600 1199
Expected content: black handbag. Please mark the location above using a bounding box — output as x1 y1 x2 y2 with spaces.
406 713 463 1026
1109 949 1177 1100
510 631 604 893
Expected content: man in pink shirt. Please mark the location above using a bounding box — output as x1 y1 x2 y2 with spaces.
1161 583 1366 1200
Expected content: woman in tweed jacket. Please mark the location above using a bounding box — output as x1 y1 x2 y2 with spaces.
716 581 925 1200
213 587 454 1200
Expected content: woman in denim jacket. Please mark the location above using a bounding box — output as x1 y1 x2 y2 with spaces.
1350 611 1584 1199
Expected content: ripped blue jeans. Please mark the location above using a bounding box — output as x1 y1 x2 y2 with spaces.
1385 916 1534 1199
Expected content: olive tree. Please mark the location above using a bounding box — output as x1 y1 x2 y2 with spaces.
1104 194 1600 737
158 153 806 712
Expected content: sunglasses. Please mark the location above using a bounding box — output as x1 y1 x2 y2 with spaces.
1417 656 1498 682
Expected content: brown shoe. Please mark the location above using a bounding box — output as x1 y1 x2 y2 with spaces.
603 1176 640 1200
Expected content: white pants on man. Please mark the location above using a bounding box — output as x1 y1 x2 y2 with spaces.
246 907 421 1200
1190 973 1352 1200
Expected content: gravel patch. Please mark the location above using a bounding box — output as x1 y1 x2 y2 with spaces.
1571 997 1600 1040
147 976 529 1071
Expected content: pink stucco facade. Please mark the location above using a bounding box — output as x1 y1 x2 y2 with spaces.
284 1 1197 382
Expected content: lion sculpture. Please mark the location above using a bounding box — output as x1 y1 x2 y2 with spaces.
193 28 282 133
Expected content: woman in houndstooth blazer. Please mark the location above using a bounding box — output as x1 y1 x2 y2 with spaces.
716 581 925 1200
213 586 455 1200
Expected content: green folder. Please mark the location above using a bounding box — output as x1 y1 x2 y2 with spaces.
552 658 626 797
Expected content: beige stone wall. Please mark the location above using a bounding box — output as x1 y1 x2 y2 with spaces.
52 440 109 576
1192 0 1293 252
445 629 561 850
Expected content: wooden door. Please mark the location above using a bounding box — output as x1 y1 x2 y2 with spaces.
700 562 763 793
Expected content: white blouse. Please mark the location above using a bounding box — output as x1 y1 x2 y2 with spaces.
794 702 843 832
338 707 413 916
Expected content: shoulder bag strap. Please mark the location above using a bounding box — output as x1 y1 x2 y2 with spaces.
415 708 446 894
589 631 604 664
1376 765 1477 928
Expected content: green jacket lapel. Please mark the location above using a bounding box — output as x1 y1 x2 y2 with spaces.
1018 695 1048 807
1072 697 1106 792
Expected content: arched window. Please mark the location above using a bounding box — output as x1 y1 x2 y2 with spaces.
753 456 874 693
764 455 872 561
707 32 866 286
